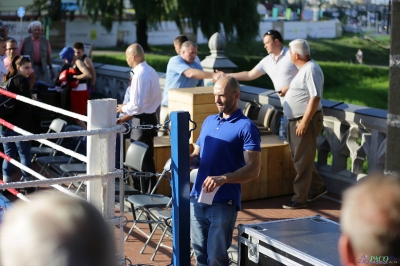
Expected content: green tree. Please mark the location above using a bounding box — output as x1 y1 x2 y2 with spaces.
81 0 260 51
83 0 123 32
129 0 168 51
27 0 76 22
173 0 260 50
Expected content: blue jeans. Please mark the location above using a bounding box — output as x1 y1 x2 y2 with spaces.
1 130 32 182
190 198 238 266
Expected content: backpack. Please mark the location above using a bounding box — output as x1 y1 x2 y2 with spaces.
0 75 19 118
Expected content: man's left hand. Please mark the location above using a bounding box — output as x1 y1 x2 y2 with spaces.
296 120 308 136
202 175 226 193
116 104 125 113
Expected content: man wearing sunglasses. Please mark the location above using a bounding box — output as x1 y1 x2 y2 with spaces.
4 39 36 90
225 30 298 103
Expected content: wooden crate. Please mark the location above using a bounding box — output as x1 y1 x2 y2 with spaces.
168 87 216 143
241 135 296 201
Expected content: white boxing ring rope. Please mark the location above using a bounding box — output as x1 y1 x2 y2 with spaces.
0 88 128 265
0 87 87 122
0 118 127 163
0 118 88 163
0 124 126 143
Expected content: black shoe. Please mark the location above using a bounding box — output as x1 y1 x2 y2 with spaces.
282 201 307 209
307 188 328 202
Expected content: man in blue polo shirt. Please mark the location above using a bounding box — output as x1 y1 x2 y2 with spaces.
189 76 261 265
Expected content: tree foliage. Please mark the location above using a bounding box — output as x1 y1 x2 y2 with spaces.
81 0 260 49
83 0 123 31
173 0 260 48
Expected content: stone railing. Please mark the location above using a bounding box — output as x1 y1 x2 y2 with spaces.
239 85 387 195
83 63 387 195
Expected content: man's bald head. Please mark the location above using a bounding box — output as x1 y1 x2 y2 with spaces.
127 43 145 59
215 76 241 94
125 43 145 68
213 76 240 117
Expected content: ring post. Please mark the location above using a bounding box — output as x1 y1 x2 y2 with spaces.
170 111 191 266
86 99 117 245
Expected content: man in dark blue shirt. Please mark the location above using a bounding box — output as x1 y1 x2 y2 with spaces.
189 76 261 265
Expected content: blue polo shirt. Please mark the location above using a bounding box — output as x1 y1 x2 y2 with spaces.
162 55 204 106
190 109 261 210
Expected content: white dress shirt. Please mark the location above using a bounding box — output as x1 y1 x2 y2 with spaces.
122 61 162 116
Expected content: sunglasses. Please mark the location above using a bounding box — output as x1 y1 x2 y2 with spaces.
264 30 283 42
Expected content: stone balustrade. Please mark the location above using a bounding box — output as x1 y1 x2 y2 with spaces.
75 63 387 195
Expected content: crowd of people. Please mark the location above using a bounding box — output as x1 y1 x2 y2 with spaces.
1 23 398 266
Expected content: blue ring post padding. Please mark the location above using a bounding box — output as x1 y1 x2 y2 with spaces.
170 111 191 266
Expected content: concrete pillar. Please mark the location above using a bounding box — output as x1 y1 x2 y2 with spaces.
201 32 238 85
385 0 400 177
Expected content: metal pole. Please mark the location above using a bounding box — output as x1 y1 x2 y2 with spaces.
385 0 400 177
387 0 391 34
20 17 23 43
170 111 191 266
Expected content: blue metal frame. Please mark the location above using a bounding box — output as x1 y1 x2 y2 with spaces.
170 111 191 265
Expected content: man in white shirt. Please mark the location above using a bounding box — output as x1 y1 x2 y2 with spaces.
226 30 298 104
116 43 162 193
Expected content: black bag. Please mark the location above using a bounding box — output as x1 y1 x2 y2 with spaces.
0 75 19 119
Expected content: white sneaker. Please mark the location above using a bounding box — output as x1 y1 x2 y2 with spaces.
284 140 289 144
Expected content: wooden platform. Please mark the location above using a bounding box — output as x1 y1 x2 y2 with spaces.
150 134 296 201
168 86 215 143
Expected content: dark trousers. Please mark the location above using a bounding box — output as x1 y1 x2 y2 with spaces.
131 112 157 194
287 110 325 204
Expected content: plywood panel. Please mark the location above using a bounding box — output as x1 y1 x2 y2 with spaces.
168 87 215 144
241 135 295 201
266 146 284 197
168 100 216 115
258 147 269 199
168 87 214 105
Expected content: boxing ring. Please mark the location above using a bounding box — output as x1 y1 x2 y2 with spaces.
0 87 129 265
0 86 192 265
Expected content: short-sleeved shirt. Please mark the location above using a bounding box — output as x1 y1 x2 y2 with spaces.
190 109 261 210
283 60 324 119
254 47 298 103
162 55 204 106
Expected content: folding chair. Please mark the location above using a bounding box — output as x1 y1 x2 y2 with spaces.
238 100 251 117
62 140 150 196
124 158 172 241
255 104 275 135
36 125 85 177
30 118 68 163
59 163 87 194
141 168 198 261
116 140 150 198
